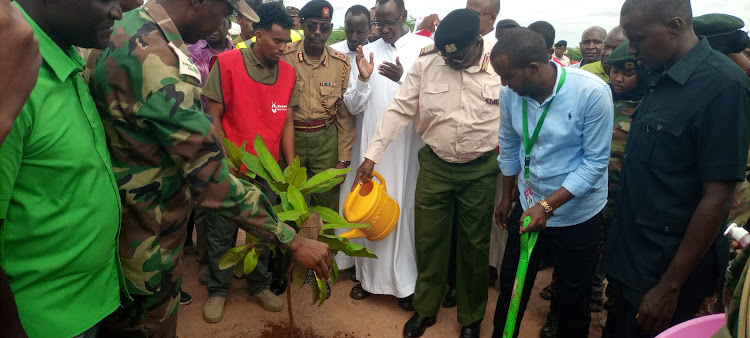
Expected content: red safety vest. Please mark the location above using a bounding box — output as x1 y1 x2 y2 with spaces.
218 49 295 162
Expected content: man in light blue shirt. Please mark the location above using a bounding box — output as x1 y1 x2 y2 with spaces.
489 28 613 338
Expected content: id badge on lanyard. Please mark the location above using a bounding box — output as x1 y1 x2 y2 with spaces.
521 67 566 208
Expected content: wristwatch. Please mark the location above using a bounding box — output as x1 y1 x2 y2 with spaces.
339 161 352 167
539 200 554 219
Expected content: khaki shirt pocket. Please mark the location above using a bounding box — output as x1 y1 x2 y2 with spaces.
319 85 341 110
421 83 449 114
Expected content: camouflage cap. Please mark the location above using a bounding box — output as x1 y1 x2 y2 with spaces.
694 13 745 36
607 42 637 71
286 6 300 15
227 0 259 22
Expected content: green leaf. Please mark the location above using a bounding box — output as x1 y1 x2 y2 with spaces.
240 150 272 183
301 176 345 195
219 244 251 270
286 185 308 213
243 249 259 275
330 258 339 286
321 222 370 231
298 168 350 195
234 260 244 277
277 209 307 222
292 263 308 290
272 203 285 214
319 234 378 259
254 135 284 182
222 136 244 170
280 192 294 212
311 272 320 305
270 181 288 195
315 273 327 306
310 206 347 224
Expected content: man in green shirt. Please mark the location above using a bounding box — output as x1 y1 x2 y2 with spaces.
0 1 125 337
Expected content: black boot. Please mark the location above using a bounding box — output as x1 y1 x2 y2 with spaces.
442 288 457 308
403 313 436 338
459 321 481 338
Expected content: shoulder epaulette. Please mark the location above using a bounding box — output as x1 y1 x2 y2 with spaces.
328 47 349 62
420 44 438 57
283 40 301 55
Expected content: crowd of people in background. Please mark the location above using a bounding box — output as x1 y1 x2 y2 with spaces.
1 0 750 338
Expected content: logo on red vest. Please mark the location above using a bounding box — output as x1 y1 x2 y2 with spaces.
271 101 288 114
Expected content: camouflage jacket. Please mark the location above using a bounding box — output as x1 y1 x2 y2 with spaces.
88 2 295 296
605 99 638 220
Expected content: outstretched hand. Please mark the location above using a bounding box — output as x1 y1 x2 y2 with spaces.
356 45 374 81
379 57 403 83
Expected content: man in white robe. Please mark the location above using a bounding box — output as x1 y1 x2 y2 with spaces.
340 0 432 307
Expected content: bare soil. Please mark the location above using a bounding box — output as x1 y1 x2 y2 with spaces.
177 234 606 338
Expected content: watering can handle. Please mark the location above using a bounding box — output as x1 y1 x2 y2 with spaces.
372 171 386 192
343 182 361 220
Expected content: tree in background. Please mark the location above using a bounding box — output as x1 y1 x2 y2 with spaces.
566 47 582 62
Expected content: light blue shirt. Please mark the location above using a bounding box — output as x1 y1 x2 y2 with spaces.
498 63 613 227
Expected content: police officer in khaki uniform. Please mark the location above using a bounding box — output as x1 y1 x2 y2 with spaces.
282 0 355 212
354 9 501 338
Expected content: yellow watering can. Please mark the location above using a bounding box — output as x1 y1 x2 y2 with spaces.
341 171 400 242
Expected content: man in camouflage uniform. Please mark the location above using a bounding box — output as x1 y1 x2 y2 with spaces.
281 0 355 212
87 0 332 336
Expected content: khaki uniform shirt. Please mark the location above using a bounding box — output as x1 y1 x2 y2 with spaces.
364 39 502 164
281 40 355 161
202 46 300 106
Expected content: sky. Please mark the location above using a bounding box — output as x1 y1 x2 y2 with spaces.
283 0 750 46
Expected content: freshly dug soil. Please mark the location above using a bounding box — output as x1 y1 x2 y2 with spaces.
177 230 606 337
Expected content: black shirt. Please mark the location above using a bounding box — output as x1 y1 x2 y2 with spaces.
603 37 750 293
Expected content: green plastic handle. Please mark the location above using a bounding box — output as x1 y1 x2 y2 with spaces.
503 216 539 338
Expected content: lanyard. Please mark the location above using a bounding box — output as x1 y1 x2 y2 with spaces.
522 67 566 180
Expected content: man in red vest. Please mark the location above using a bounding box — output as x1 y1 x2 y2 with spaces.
199 2 297 323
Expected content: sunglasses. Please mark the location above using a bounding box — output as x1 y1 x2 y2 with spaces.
303 20 332 33
372 11 405 29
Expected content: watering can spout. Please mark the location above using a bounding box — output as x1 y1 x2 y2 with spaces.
339 228 367 240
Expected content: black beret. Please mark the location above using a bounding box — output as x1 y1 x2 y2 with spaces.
299 0 333 20
694 13 745 36
555 40 567 47
435 9 480 55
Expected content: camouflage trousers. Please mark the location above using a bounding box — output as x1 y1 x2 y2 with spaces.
101 248 184 338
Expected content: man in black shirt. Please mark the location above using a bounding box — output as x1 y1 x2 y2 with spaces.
602 0 750 337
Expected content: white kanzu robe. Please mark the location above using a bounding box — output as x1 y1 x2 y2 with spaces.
336 33 432 298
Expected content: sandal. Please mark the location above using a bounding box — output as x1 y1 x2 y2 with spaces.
349 283 371 300
398 294 414 311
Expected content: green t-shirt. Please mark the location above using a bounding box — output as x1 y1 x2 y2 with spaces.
581 60 610 83
0 4 123 337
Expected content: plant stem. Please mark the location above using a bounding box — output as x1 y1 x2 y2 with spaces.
286 263 294 333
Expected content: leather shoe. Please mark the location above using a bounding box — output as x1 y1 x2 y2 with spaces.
459 322 480 338
442 288 457 308
403 313 436 337
539 318 558 338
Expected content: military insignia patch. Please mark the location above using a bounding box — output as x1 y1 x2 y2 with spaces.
322 7 330 19
624 61 635 70
445 44 457 53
